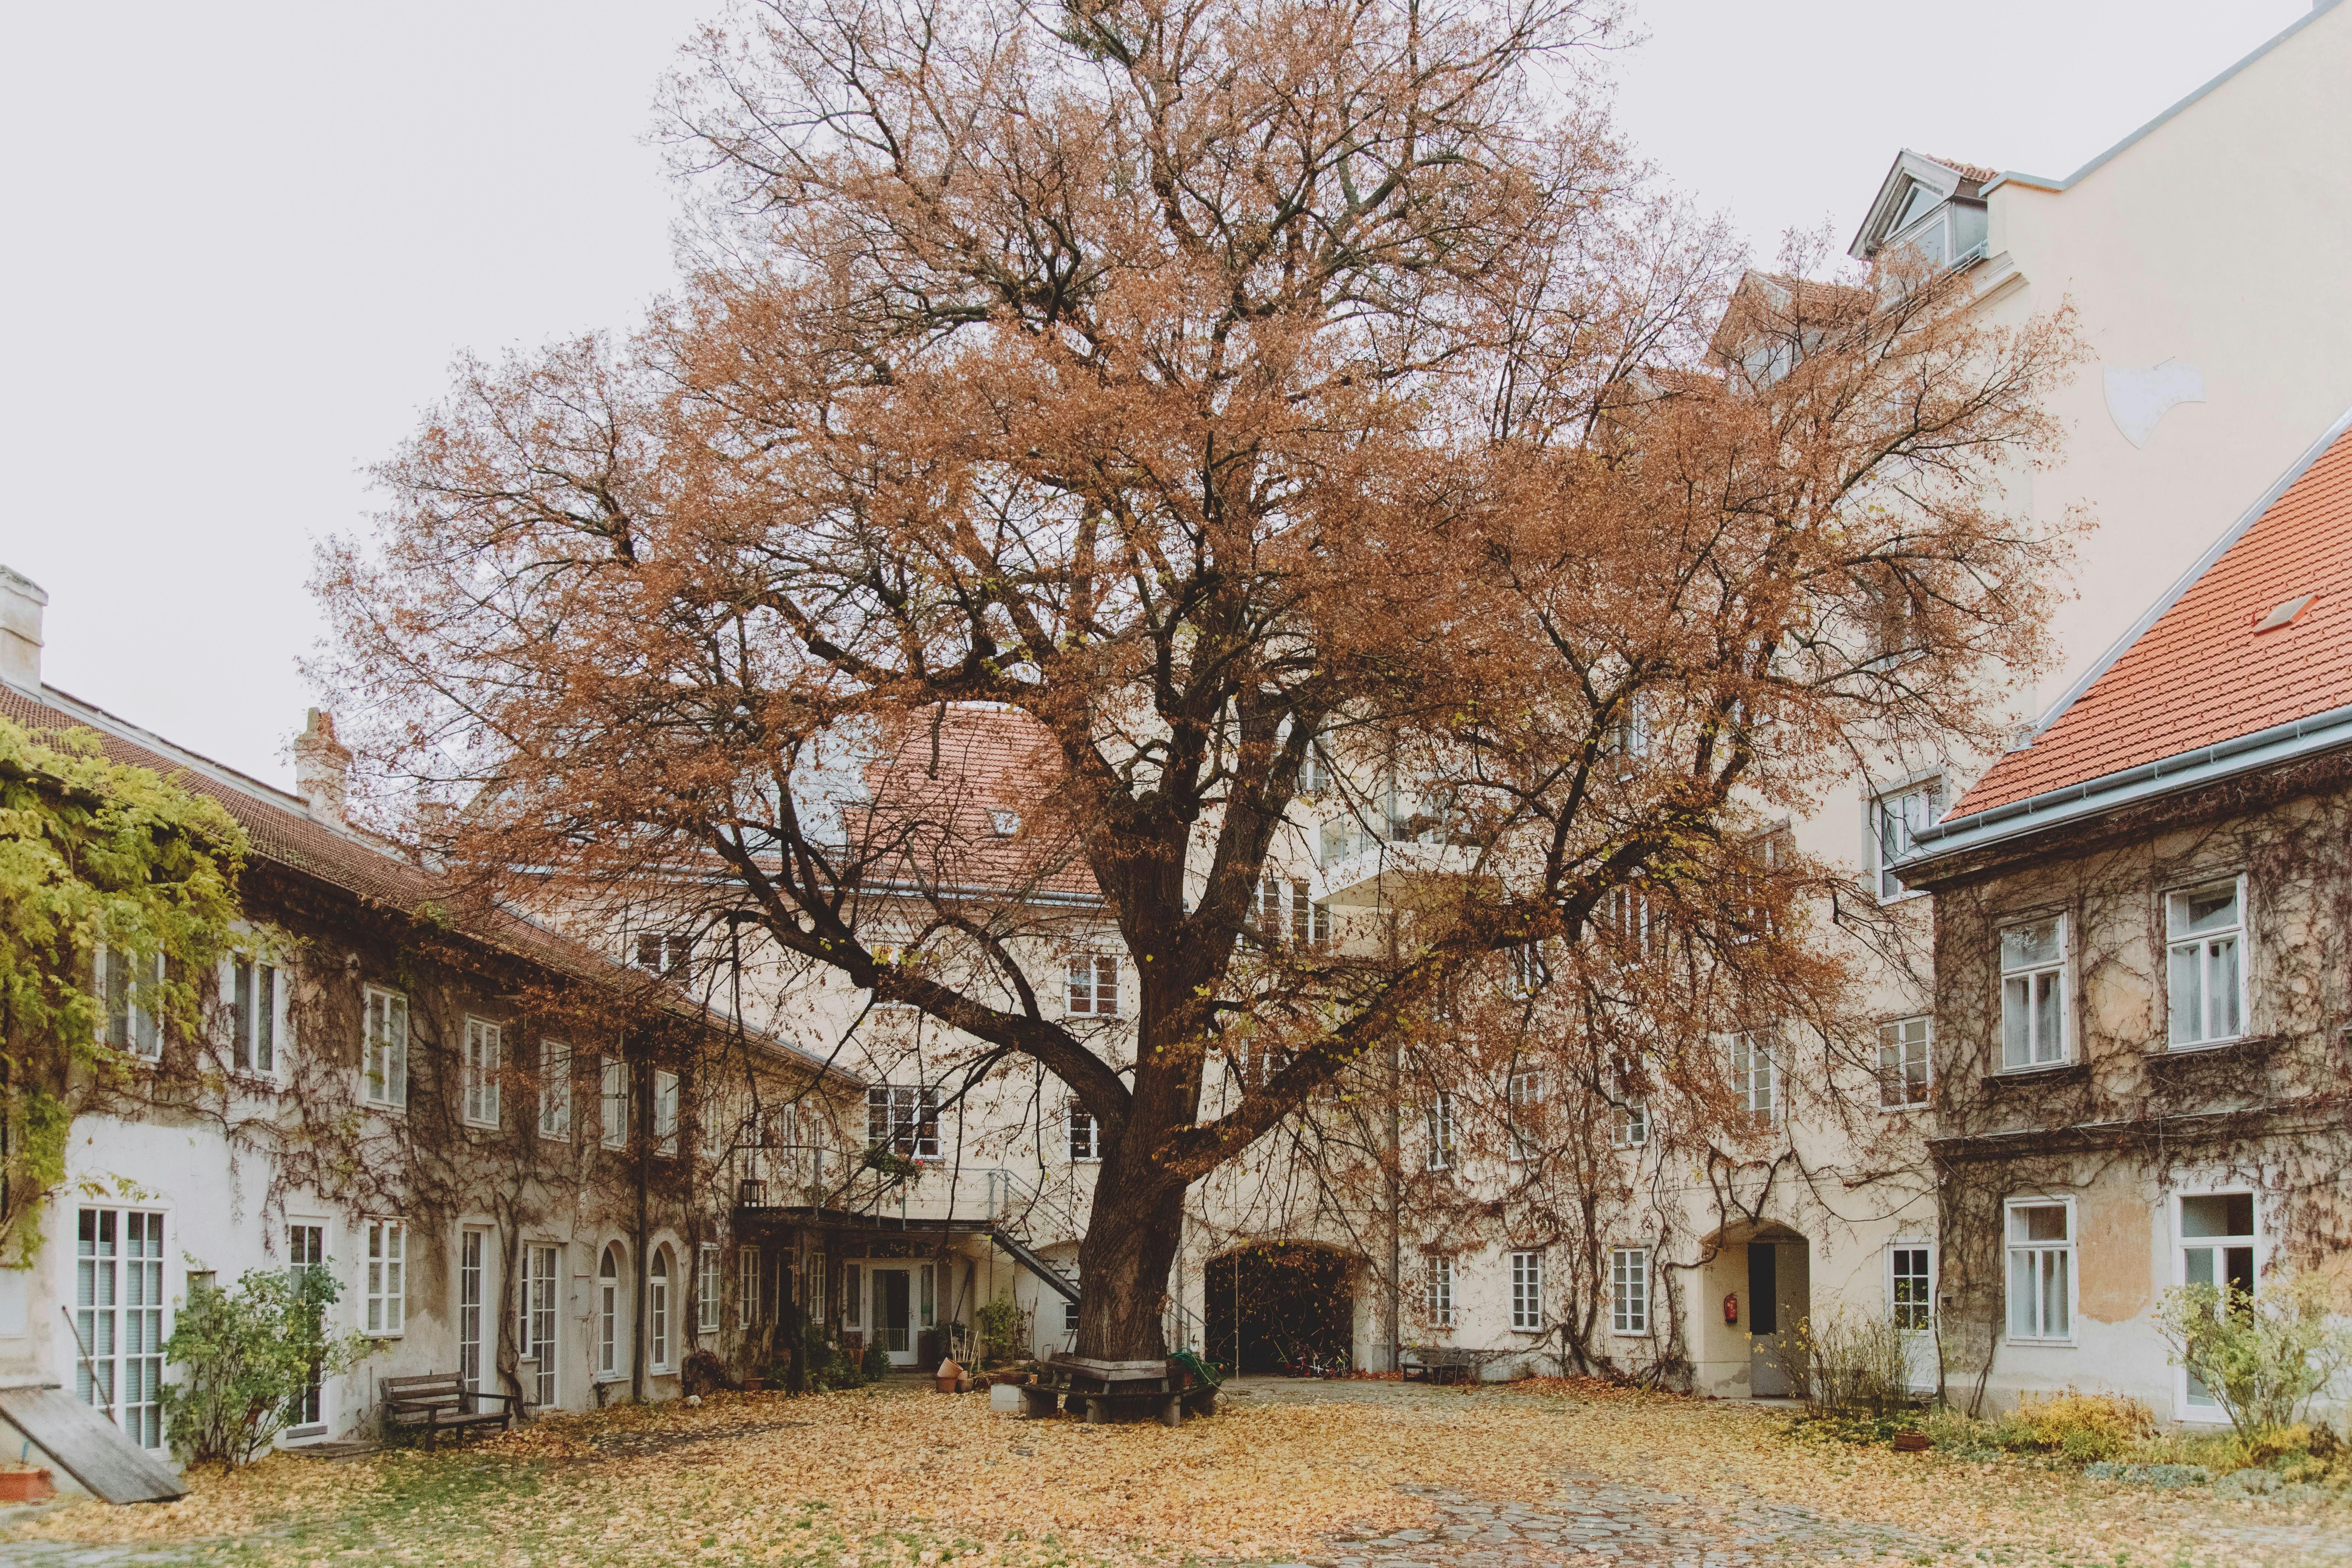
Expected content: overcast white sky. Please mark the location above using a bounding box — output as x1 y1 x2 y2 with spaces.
0 0 2313 790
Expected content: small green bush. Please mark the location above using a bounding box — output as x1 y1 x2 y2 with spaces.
974 1295 1026 1365
1790 1307 1917 1415
2000 1389 2156 1462
159 1265 374 1466
2156 1271 2352 1444
860 1341 893 1382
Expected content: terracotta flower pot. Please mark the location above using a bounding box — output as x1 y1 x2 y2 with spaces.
1891 1431 1930 1453
0 1468 55 1504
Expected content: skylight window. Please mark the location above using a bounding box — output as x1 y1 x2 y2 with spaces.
987 807 1022 836
2253 593 2317 633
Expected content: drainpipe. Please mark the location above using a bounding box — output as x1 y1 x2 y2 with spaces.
1385 915 1402 1376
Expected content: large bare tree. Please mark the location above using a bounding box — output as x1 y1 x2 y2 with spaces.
319 0 2080 1358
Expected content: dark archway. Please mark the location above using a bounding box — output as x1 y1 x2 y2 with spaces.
1204 1244 1356 1375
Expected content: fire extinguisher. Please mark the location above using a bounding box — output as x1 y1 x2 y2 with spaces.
1723 1293 1739 1327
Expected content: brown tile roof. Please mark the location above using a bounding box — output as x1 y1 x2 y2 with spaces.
1916 152 1999 188
1950 415 2352 820
0 681 850 1080
859 705 1103 907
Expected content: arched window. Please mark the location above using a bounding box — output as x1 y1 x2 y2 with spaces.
597 1244 624 1379
649 1247 673 1372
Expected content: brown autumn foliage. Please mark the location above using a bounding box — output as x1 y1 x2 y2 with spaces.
316 0 2082 1358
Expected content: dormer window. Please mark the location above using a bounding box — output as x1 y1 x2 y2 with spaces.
987 807 1021 836
1892 181 1942 231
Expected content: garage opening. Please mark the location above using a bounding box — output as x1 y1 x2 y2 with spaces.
1204 1244 1356 1375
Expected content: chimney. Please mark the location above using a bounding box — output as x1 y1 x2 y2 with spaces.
0 565 48 691
293 708 353 824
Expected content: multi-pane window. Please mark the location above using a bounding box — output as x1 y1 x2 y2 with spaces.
1877 1016 1931 1108
96 946 164 1060
698 1243 721 1335
649 1249 672 1371
458 1228 486 1396
1509 1251 1544 1332
654 1069 680 1156
597 1246 622 1379
2167 881 2244 1047
867 1084 942 1160
462 1018 502 1128
523 1244 558 1406
1600 886 1658 962
601 1056 628 1149
1507 943 1549 997
1873 780 1941 900
76 1209 164 1448
1066 955 1120 1017
363 1219 405 1336
1425 1256 1455 1328
229 956 281 1075
1730 1031 1776 1124
1249 878 1328 949
1065 1101 1100 1162
634 932 695 980
362 987 408 1108
1999 917 2067 1069
2179 1193 2257 1412
288 1223 328 1427
2005 1200 2073 1342
737 1246 761 1330
1425 1092 1456 1172
1614 1099 1650 1149
843 1264 863 1327
1610 1247 1648 1335
538 1040 573 1139
1890 1246 1933 1333
1506 1070 1542 1162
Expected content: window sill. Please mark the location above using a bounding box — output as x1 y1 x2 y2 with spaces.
462 1118 500 1132
2005 1337 2075 1349
2145 1033 2272 1060
361 1330 405 1341
1608 1329 1649 1339
1069 1157 1101 1166
1983 1061 2087 1088
282 1425 328 1441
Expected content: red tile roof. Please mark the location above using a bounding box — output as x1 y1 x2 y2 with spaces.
1951 415 2352 819
860 705 1102 906
1916 152 1998 188
0 681 848 1079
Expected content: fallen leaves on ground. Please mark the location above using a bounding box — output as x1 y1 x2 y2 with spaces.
6 1381 2346 1567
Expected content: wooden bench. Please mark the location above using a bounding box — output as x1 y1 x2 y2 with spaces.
1400 1347 1496 1385
381 1374 524 1447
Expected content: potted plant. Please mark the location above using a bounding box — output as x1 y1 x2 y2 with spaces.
0 1462 55 1504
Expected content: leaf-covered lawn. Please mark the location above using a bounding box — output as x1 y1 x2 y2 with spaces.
5 1380 2346 1566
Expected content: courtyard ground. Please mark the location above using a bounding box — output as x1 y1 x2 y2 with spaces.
1 1377 2346 1568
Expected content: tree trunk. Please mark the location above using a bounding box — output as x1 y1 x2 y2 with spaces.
1073 1157 1187 1361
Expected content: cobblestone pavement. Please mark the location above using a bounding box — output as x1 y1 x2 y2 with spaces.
1225 1378 2352 1567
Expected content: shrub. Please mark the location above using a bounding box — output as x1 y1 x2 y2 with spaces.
2005 1389 2156 1462
974 1295 1026 1365
2155 1271 2352 1444
158 1265 373 1466
860 1341 893 1382
1789 1307 1916 1415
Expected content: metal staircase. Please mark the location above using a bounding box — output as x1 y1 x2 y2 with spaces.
973 1167 1206 1354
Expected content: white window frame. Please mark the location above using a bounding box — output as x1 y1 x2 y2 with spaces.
96 945 165 1061
1065 953 1120 1017
461 1017 502 1128
1425 1091 1456 1172
458 1226 488 1397
601 1056 628 1149
287 1219 330 1431
596 1244 623 1381
867 1084 941 1161
698 1242 721 1336
522 1243 559 1407
2003 1196 2076 1345
1509 1250 1544 1333
74 1207 166 1448
1871 778 1941 902
1610 1247 1648 1335
737 1246 761 1330
654 1069 680 1156
2165 877 2247 1050
1877 1015 1931 1109
649 1247 673 1372
362 1218 406 1337
1999 915 2070 1070
1506 1070 1542 1163
1888 1240 1934 1334
537 1040 572 1140
1425 1255 1455 1329
1507 942 1549 998
361 986 408 1109
2174 1188 2260 1419
1730 1030 1777 1124
1613 1099 1649 1149
225 953 286 1078
1065 1100 1100 1163
633 931 694 980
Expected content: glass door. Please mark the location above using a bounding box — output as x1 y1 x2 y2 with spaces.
875 1268 914 1364
2179 1193 2256 1415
